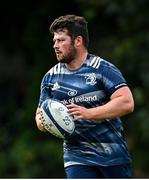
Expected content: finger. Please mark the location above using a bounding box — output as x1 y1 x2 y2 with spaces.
67 107 78 113
68 109 80 116
38 119 44 126
73 115 82 121
67 103 78 109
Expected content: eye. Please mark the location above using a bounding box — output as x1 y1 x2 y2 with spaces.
58 39 65 42
53 39 64 43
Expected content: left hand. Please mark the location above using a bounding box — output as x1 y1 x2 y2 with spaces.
67 103 91 120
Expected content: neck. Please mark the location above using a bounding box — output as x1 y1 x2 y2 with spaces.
65 50 88 70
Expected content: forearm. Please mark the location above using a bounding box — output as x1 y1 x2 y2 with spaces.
67 87 134 121
88 96 134 120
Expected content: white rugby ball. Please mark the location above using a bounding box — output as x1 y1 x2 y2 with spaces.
40 99 75 139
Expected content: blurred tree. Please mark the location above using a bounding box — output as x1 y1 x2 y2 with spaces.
0 0 149 178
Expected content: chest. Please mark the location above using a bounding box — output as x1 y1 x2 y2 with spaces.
50 72 101 102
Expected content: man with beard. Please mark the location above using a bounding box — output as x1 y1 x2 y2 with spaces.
35 14 134 178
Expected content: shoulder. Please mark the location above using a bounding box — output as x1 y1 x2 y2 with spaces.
86 54 125 83
40 63 60 84
43 63 65 78
86 54 117 71
46 63 64 75
86 54 103 69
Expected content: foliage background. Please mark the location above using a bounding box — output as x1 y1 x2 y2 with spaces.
0 0 149 178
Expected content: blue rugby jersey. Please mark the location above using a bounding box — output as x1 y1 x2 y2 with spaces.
38 54 132 167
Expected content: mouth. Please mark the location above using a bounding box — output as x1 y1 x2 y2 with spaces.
55 51 63 60
55 50 61 55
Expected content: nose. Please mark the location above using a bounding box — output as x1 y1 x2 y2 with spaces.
53 42 56 49
53 41 58 49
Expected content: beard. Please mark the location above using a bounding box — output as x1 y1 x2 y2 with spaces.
55 45 77 64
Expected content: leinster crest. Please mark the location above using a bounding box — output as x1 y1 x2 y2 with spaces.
85 73 97 85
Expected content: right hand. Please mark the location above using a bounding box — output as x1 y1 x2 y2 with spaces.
35 108 47 132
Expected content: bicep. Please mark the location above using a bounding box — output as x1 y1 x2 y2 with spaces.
110 86 134 113
110 86 133 100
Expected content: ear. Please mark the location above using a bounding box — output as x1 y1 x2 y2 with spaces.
74 36 83 47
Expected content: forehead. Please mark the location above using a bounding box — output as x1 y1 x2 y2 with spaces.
53 29 69 39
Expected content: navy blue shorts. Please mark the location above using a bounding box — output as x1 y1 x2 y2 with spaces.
65 163 132 178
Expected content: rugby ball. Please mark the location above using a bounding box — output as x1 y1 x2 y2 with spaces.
40 99 75 139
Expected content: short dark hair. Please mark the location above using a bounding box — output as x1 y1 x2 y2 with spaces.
49 14 89 48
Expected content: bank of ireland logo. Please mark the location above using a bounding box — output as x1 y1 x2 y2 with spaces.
85 73 97 85
68 89 77 96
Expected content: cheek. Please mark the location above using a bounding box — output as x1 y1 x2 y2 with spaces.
61 44 71 53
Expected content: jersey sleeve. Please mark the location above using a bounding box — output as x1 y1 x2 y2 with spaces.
99 61 127 96
38 73 51 107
